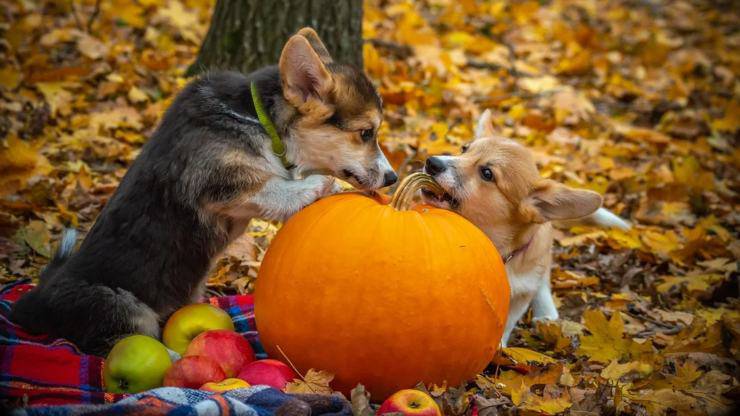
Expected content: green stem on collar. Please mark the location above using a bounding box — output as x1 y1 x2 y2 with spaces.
390 172 446 211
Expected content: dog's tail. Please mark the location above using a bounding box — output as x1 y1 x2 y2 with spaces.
587 207 631 230
40 228 77 282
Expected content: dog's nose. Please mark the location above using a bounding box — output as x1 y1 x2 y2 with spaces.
425 157 446 176
382 171 398 187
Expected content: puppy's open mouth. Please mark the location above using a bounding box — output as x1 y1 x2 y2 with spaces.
342 168 366 188
421 188 460 209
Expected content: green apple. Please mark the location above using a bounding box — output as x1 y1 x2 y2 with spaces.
103 335 172 393
162 303 235 354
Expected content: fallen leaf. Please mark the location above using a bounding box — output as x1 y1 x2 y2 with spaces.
0 135 52 196
17 220 52 258
600 360 653 381
577 309 653 363
77 34 109 60
502 347 558 365
284 369 334 395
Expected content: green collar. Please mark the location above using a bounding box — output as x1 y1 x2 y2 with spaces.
250 81 291 169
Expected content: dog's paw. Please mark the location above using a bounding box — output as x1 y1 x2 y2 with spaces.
305 175 339 198
532 314 560 323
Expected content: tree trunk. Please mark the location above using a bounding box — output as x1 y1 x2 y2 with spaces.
189 0 363 75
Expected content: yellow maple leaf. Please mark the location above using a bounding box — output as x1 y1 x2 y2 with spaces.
284 369 334 395
502 347 558 365
605 228 642 250
522 395 572 415
650 360 702 390
156 0 202 43
89 107 143 132
577 309 653 363
601 360 653 381
494 365 563 398
0 135 52 196
672 155 715 191
106 0 146 29
641 229 681 257
534 321 572 352
36 82 74 116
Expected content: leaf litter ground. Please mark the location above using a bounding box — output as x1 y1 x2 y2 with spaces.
0 0 738 414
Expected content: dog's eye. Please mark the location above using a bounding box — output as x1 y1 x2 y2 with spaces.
360 129 374 142
479 166 494 182
461 144 469 153
327 113 342 127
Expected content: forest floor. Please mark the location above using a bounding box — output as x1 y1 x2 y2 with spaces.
1 0 738 414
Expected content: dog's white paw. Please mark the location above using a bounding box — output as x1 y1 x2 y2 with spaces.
305 175 339 198
532 315 560 323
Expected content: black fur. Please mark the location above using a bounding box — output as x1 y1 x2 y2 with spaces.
10 69 288 356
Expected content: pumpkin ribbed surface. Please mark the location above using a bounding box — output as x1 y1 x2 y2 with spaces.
255 190 509 399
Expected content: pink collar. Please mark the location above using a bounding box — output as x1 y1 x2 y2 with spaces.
503 235 534 264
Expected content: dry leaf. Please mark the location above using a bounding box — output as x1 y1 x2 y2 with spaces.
284 369 334 395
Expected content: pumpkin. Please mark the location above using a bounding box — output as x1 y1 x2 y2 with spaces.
255 173 509 399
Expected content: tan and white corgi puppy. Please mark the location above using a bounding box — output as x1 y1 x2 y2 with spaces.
423 110 629 346
11 28 397 356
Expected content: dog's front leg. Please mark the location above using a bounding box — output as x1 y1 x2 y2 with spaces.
250 175 339 221
501 295 532 348
531 279 559 321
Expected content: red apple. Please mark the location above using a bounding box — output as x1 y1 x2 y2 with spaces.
163 356 226 388
237 359 298 390
200 378 251 392
163 304 235 354
377 389 442 416
184 329 255 377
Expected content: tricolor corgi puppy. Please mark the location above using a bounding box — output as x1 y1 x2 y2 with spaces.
11 28 397 355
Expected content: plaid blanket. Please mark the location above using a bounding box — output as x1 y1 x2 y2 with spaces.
0 280 350 415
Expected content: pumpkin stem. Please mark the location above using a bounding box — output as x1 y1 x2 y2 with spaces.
390 172 446 210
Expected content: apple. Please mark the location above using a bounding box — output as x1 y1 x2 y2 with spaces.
163 303 235 354
377 389 442 416
184 329 255 377
200 378 251 392
163 355 226 388
103 334 172 394
237 359 297 390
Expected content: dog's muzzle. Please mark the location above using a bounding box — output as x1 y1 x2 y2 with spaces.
422 157 460 209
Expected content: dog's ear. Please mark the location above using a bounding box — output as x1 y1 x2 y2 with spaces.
475 109 496 139
520 179 602 223
296 27 333 64
279 34 334 111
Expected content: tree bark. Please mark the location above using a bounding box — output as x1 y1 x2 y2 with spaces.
189 0 363 75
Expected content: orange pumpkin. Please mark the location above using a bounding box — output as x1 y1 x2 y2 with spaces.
255 173 509 399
